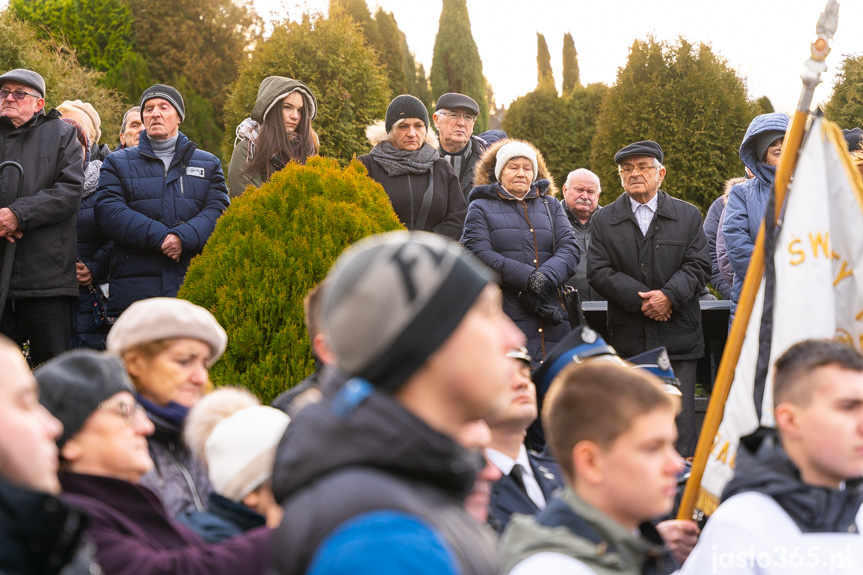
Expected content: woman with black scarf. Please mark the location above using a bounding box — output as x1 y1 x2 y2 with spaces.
359 95 466 241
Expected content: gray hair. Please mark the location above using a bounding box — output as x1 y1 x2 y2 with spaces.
565 168 601 194
120 106 141 133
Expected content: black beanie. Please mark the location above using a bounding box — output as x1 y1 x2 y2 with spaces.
140 84 185 122
36 350 135 448
754 130 785 163
385 94 429 133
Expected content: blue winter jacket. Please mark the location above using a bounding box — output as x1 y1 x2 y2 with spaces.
723 112 789 316
461 180 580 364
94 131 230 316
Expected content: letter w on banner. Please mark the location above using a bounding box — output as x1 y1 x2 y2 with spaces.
696 116 863 515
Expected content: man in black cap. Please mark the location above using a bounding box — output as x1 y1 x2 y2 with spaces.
587 140 710 458
433 92 487 199
0 68 85 367
95 84 230 316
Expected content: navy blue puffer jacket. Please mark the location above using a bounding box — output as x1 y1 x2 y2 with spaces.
94 132 230 316
461 180 579 363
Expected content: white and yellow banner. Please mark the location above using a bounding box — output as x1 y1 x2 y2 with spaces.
697 116 863 514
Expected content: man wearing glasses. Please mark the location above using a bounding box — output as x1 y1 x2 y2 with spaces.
587 140 710 458
0 69 84 367
433 93 486 199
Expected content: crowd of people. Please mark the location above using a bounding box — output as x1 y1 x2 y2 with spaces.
0 65 862 574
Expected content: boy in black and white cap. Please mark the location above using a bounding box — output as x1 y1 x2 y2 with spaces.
270 230 524 575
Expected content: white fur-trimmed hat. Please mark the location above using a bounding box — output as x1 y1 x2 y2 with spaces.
107 298 227 367
205 406 290 502
495 141 538 183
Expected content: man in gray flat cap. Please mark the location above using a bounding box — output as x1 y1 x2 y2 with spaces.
433 93 487 199
587 140 710 457
0 68 85 367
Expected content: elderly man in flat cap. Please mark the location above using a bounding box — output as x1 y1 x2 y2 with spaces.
0 68 85 367
433 93 487 199
587 141 710 457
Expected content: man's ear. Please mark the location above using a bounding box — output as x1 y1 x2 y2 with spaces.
774 402 802 440
572 440 604 486
35 98 45 113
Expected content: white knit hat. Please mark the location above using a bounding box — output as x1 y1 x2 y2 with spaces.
107 297 227 367
205 406 290 502
494 141 538 183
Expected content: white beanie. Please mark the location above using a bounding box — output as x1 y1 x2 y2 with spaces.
494 141 538 183
205 406 290 502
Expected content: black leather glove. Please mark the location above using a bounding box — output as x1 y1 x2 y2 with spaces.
518 291 545 317
518 291 564 325
539 303 564 326
527 271 554 301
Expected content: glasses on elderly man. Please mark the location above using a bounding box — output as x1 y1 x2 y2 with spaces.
619 163 659 175
98 399 147 426
0 89 41 101
438 111 477 123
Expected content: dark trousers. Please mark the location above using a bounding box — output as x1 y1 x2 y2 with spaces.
0 297 74 368
671 359 697 458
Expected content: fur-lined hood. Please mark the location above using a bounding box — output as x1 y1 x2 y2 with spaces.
472 138 557 195
365 119 439 149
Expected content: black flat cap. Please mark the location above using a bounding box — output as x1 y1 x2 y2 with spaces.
435 93 479 116
843 128 863 152
615 140 664 164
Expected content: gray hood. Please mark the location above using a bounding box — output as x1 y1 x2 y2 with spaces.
250 76 317 124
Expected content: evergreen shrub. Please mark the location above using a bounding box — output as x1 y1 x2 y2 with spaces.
179 157 403 402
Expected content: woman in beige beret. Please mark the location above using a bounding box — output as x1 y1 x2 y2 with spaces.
106 297 228 518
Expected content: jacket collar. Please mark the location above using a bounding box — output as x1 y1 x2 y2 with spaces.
610 190 677 225
138 130 196 166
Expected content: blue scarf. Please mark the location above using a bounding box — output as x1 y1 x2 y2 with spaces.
138 395 189 427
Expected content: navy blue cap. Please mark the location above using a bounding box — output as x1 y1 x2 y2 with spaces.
531 326 618 399
843 127 863 152
614 140 664 164
626 347 681 396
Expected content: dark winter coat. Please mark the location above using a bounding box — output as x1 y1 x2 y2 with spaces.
488 449 563 534
358 152 467 241
563 200 603 301
138 405 212 518
723 429 863 533
461 180 579 363
587 190 710 360
94 131 230 317
0 108 84 299
269 377 500 575
440 135 487 200
723 113 790 318
72 160 112 350
703 195 732 300
60 473 272 575
0 477 96 575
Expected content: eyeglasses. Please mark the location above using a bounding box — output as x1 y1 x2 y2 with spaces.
98 399 147 426
0 89 41 101
438 111 477 123
619 163 658 175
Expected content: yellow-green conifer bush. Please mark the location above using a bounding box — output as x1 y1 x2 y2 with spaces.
179 157 403 402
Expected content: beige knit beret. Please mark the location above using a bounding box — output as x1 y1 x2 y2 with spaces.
107 297 227 367
58 99 102 142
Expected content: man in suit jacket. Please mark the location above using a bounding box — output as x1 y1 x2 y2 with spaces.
486 348 563 533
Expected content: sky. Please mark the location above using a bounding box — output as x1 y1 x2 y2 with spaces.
253 0 862 115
